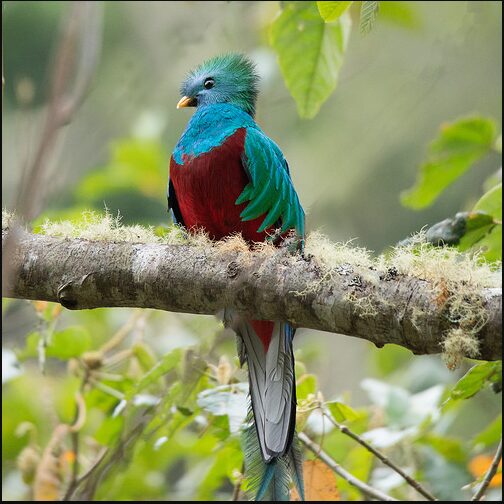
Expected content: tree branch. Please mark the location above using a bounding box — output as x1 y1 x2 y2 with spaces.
322 410 437 501
2 225 501 360
298 432 398 501
472 438 502 501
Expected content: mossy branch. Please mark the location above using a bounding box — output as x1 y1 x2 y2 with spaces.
2 214 502 362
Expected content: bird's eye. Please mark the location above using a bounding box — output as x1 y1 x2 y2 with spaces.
204 78 215 90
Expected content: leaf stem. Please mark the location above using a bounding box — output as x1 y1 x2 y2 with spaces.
231 462 245 501
298 431 398 501
472 437 502 501
323 410 437 501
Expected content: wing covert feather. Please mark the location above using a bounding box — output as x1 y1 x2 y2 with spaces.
237 128 305 237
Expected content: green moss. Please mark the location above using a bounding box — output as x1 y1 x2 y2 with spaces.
3 210 501 368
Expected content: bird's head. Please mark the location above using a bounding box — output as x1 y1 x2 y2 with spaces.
177 53 259 117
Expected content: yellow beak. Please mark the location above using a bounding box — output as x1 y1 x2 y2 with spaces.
176 96 197 109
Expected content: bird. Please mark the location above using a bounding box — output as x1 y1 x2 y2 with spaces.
168 53 305 501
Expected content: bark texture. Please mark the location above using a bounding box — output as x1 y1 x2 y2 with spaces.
2 226 502 360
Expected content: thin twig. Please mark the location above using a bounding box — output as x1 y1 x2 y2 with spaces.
99 310 143 354
472 438 502 501
298 431 398 501
65 374 89 499
323 410 437 501
87 377 125 400
62 447 108 501
102 349 134 369
75 422 146 501
231 462 245 501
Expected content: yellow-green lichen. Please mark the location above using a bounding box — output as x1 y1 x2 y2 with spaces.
386 232 499 368
3 209 501 368
305 231 375 273
442 328 481 370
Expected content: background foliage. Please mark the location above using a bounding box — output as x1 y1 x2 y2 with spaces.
2 1 502 501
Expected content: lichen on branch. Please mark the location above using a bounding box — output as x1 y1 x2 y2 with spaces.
2 210 502 364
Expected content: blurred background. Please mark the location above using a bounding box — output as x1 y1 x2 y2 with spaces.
2 1 502 501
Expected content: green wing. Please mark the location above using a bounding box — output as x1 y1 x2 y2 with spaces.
236 127 305 237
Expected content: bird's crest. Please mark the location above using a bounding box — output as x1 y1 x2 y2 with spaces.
180 53 260 116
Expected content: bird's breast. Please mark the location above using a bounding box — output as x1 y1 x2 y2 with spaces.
169 128 267 242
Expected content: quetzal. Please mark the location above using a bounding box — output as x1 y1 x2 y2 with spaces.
168 53 305 501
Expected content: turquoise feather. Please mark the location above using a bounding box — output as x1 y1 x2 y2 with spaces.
171 53 306 502
173 103 305 238
242 410 304 501
239 128 305 237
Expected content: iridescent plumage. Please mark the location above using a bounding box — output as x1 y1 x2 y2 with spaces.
168 53 305 501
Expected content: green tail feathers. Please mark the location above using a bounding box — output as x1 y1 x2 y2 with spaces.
242 411 305 501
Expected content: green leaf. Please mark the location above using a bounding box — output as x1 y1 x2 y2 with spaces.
465 212 496 231
360 1 380 34
474 183 502 220
326 400 359 422
176 405 193 416
126 348 182 400
449 361 502 401
296 373 317 400
270 1 351 119
459 184 502 261
473 224 502 262
401 117 497 209
46 327 92 359
472 415 502 448
317 1 353 22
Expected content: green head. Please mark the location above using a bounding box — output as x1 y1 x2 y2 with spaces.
177 53 259 116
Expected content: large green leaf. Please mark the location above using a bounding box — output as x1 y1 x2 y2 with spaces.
471 224 502 262
401 117 497 209
326 400 359 422
316 1 353 21
449 361 502 401
270 1 351 119
458 183 502 261
474 182 502 220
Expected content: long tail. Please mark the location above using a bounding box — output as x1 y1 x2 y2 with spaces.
242 415 304 501
226 313 304 501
